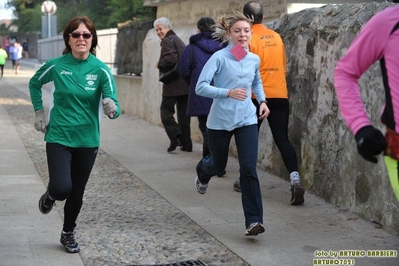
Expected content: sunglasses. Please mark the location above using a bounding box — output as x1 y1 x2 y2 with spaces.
69 33 92 39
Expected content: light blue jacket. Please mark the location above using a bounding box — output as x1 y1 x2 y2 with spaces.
9 45 20 60
195 43 266 131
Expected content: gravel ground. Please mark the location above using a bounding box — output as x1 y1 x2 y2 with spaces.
0 72 249 266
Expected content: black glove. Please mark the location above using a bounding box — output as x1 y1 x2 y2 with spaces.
354 125 387 163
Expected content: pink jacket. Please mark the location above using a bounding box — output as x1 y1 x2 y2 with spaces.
334 5 399 134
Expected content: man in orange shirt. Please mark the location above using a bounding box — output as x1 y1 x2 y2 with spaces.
239 1 305 205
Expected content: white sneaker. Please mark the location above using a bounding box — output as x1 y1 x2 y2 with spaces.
245 222 265 236
195 176 208 194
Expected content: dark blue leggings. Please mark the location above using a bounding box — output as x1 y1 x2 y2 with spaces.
46 143 98 232
197 115 210 157
197 125 263 228
252 98 298 173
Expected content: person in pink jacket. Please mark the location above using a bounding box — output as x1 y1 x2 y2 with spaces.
334 5 399 201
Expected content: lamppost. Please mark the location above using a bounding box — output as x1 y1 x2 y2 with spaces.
41 1 57 38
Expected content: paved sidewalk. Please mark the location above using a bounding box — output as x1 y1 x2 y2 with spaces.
0 60 84 266
0 59 398 266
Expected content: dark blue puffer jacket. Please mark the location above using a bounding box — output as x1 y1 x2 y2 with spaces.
179 32 226 116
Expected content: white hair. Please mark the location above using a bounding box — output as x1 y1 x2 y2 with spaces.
153 17 173 30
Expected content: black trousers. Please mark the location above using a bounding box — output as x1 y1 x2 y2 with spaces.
160 95 192 148
46 143 98 232
197 115 210 157
252 98 298 173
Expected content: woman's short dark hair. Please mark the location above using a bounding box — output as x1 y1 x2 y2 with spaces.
197 17 215 33
62 16 98 56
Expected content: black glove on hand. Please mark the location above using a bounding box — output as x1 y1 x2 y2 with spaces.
354 125 387 163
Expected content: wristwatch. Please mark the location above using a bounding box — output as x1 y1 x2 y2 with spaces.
260 100 267 105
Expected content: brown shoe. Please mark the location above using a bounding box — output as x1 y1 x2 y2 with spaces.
290 183 305 205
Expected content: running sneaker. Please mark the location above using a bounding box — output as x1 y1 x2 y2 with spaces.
245 222 265 236
233 178 241 192
290 182 305 205
195 176 208 194
38 189 55 214
60 231 80 253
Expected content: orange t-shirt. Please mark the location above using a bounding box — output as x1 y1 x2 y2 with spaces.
249 24 288 99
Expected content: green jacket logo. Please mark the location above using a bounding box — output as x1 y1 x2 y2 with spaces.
86 74 98 81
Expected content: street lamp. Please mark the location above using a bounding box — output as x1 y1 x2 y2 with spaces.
41 1 57 38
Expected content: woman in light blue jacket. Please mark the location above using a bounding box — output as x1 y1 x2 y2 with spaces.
194 11 270 236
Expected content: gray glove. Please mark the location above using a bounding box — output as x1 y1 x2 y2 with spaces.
34 110 47 133
102 98 117 118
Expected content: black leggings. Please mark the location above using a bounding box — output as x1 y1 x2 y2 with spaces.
252 98 298 173
46 143 98 232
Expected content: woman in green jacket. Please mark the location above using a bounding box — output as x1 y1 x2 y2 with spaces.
29 16 120 253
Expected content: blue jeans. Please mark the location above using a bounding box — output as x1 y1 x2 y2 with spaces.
197 124 263 228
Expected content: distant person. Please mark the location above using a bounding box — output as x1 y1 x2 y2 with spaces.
4 40 10 59
0 44 8 78
194 11 270 236
154 17 192 153
29 16 120 253
242 1 305 205
179 17 226 160
9 42 20 74
22 39 29 59
334 5 399 200
17 41 22 61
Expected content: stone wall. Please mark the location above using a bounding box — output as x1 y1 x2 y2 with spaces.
119 2 399 233
144 0 286 23
266 2 399 232
116 21 154 75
